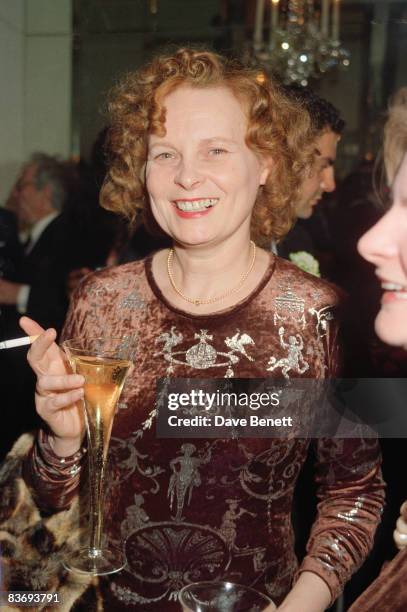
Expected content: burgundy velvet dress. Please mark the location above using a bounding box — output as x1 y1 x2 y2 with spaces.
23 254 385 610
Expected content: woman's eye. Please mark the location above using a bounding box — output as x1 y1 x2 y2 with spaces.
155 152 174 160
209 148 228 156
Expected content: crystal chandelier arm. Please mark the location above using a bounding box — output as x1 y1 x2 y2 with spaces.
332 0 340 41
321 0 330 37
249 0 350 85
269 0 280 48
254 0 266 50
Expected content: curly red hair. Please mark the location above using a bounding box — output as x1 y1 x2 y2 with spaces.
100 47 314 243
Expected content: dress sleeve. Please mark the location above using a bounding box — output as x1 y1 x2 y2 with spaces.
298 302 386 603
21 276 96 514
298 437 385 603
22 428 86 513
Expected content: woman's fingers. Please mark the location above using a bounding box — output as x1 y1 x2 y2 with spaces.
394 528 407 550
51 388 84 408
394 511 407 549
39 388 84 413
36 374 84 395
26 328 57 370
19 316 84 440
19 316 46 336
396 516 407 535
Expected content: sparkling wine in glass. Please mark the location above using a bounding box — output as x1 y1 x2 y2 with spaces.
62 336 134 576
179 581 275 612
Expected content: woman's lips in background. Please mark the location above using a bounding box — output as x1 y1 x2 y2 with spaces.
381 291 407 303
380 280 407 304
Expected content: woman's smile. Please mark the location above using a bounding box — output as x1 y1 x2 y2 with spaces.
172 197 219 218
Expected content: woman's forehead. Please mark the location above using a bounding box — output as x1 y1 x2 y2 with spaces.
151 85 248 141
166 86 245 122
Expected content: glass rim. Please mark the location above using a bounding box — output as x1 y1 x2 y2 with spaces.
62 336 136 358
63 336 132 344
178 580 273 604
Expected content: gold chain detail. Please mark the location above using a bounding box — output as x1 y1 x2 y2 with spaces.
167 241 257 306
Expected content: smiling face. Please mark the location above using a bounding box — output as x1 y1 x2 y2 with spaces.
145 85 270 248
295 130 339 219
358 153 407 348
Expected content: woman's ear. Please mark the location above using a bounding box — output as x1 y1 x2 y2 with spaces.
259 157 273 186
139 162 147 183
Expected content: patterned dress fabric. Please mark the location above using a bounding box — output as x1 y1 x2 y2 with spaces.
23 254 385 610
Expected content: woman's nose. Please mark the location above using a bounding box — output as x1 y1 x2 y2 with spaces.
357 212 399 265
174 159 203 190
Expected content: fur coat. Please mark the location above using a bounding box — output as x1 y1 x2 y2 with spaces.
0 434 101 611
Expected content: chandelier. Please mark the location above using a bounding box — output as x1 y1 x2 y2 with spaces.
249 0 350 86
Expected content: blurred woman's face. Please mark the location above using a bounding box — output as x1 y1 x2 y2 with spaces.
145 85 269 248
358 153 407 348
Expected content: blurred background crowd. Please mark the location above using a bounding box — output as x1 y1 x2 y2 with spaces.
0 1 406 609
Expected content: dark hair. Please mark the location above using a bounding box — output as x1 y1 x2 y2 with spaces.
283 85 345 135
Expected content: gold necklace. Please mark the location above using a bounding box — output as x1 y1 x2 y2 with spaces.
167 240 257 306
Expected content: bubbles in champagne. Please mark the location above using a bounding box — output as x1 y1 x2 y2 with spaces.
71 355 131 458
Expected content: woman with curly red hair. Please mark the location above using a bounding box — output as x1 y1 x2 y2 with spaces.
13 48 384 611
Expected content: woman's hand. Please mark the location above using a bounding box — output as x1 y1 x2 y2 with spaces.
274 572 331 612
394 500 407 550
20 316 86 456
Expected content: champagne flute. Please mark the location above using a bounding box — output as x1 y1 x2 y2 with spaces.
179 581 275 611
62 336 134 576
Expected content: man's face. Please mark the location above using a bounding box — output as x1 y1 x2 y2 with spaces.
16 164 52 225
295 130 340 219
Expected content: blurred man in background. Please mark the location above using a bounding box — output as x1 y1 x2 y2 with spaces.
0 154 73 333
276 86 345 268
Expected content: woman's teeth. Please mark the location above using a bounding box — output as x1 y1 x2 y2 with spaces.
382 282 407 291
382 282 407 299
174 198 218 212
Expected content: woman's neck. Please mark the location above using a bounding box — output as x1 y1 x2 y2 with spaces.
151 236 272 314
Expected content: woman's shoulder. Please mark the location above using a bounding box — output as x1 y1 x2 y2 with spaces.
71 258 149 300
272 256 345 309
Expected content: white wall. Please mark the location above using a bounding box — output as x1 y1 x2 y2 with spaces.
0 0 72 204
0 0 24 203
24 0 72 159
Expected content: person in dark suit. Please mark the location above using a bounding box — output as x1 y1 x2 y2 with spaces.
0 207 22 283
0 154 74 334
0 155 75 459
0 204 23 333
0 205 23 364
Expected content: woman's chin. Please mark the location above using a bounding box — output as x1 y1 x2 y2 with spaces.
375 309 407 348
169 229 220 248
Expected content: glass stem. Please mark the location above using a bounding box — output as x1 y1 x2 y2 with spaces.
88 454 105 553
86 409 107 554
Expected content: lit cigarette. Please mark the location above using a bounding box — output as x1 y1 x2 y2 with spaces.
0 335 39 350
